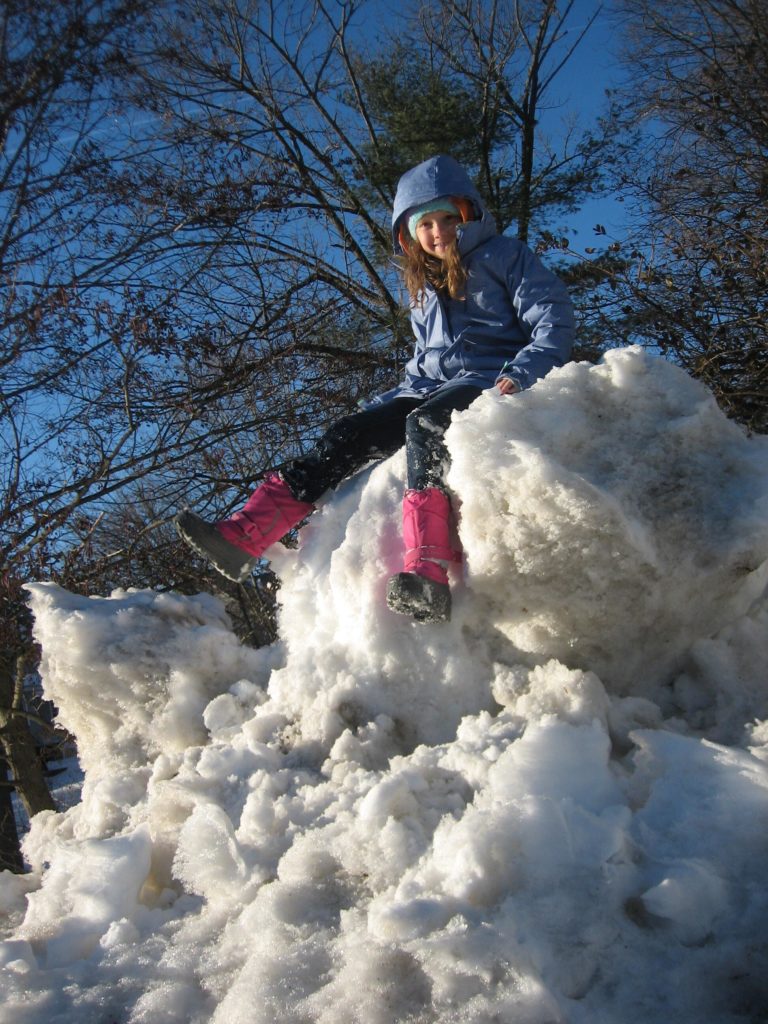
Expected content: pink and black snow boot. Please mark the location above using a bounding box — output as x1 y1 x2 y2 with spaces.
175 474 314 582
386 487 461 623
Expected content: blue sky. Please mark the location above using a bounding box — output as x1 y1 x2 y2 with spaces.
539 0 632 246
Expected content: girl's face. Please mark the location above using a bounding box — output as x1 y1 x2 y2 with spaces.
415 210 461 260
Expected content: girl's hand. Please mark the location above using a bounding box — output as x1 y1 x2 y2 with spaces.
496 376 520 395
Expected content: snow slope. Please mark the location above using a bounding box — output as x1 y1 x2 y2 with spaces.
2 347 768 1023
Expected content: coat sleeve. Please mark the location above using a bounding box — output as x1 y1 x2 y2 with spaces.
498 244 576 391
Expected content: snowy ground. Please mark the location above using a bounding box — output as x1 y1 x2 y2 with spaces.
2 347 768 1023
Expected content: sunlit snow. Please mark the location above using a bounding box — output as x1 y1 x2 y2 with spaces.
2 348 768 1023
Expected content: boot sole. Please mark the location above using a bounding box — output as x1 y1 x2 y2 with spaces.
175 511 258 583
386 572 451 623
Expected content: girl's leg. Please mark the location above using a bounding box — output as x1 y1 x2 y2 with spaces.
176 399 419 581
388 385 483 622
281 398 419 502
404 384 484 490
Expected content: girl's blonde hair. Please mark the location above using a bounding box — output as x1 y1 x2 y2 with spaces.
398 196 475 304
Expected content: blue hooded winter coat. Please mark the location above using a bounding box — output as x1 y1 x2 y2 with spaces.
369 155 575 405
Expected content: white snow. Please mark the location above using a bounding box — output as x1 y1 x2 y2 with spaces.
2 347 768 1023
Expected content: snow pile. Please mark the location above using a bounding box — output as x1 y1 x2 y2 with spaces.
2 347 768 1023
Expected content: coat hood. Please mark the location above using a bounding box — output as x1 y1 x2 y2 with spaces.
391 155 489 252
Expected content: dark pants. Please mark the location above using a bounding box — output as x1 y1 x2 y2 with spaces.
282 385 483 503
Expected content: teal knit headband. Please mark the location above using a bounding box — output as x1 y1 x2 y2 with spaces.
408 199 461 240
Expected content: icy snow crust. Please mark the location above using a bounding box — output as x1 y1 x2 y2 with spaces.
3 348 768 1023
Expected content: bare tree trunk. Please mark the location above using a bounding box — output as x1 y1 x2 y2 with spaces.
0 759 24 873
0 653 56 871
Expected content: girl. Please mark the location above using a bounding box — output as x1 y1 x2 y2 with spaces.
176 155 575 623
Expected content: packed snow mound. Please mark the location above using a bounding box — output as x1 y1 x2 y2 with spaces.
450 347 768 696
2 347 768 1024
